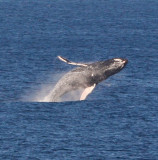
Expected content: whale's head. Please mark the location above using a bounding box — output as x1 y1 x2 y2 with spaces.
101 58 128 78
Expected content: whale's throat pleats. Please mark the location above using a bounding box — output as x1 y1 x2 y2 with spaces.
80 84 96 100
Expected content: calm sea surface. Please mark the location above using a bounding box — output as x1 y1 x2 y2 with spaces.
0 0 158 159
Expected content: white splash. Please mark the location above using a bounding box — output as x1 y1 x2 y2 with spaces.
21 72 84 102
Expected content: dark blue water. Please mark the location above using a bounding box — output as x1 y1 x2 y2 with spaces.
0 0 158 159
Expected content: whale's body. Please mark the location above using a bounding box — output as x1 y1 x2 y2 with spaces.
44 56 128 102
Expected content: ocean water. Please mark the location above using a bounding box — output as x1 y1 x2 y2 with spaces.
0 0 158 159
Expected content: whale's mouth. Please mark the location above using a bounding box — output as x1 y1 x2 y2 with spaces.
123 59 128 65
115 58 128 69
122 59 127 63
114 58 128 67
114 58 128 63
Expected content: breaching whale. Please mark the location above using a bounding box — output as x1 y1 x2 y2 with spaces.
44 56 128 102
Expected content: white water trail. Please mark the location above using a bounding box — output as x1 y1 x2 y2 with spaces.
21 72 63 102
21 71 84 102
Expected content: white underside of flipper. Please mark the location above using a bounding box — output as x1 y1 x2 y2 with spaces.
58 56 88 67
80 84 96 100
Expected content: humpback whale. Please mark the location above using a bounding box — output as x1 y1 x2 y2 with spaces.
44 56 128 102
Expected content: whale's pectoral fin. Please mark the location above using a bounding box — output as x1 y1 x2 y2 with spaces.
58 56 88 67
80 84 96 101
